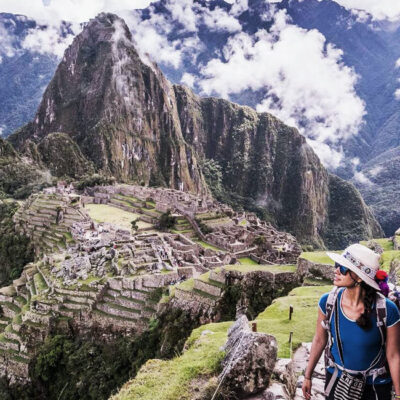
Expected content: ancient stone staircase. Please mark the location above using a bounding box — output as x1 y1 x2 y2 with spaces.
13 193 88 255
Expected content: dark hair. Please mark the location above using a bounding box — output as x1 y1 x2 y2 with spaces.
356 282 376 330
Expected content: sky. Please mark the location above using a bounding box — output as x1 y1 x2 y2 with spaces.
0 0 398 168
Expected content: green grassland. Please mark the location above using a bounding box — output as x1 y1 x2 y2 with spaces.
85 204 153 230
359 238 394 252
238 257 258 265
300 251 337 265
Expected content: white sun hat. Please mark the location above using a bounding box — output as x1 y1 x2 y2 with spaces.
326 243 381 291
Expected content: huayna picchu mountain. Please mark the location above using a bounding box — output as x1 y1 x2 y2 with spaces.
7 12 382 249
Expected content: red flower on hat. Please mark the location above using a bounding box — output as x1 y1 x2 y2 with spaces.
375 270 388 281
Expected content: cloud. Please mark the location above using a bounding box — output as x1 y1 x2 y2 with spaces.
353 171 373 186
368 165 383 177
197 9 365 169
395 89 400 100
22 26 74 58
330 0 400 22
202 7 242 33
0 0 152 26
0 0 153 59
0 21 20 60
128 0 243 69
181 73 196 88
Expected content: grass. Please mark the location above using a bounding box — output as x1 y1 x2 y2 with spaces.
192 240 225 252
255 285 332 358
33 273 48 292
238 257 258 265
223 264 296 274
300 251 339 265
176 278 194 292
110 322 228 400
380 250 400 271
359 238 394 252
85 204 153 230
197 272 225 289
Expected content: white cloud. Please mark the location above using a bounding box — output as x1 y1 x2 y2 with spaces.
368 165 382 177
0 21 19 60
396 58 400 68
0 0 153 58
306 139 344 169
353 171 373 186
0 0 152 26
128 0 242 69
181 73 196 88
230 0 249 16
330 0 400 22
22 26 74 58
395 89 400 100
197 9 365 169
202 7 242 33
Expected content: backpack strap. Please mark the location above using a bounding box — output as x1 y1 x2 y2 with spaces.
375 292 387 344
322 287 340 369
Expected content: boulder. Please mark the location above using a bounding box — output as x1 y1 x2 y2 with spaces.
219 315 277 398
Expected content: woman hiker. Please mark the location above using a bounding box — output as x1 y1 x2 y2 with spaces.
302 243 400 400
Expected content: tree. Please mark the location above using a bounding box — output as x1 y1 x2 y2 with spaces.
157 210 176 231
131 218 139 232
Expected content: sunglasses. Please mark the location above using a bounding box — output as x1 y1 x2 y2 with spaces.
335 262 349 276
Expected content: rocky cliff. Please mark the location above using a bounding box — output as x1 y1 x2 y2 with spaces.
174 85 383 248
7 13 382 248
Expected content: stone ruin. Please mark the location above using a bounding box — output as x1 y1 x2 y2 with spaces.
0 182 304 384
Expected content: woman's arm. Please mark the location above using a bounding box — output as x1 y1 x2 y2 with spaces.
302 308 328 399
386 322 400 396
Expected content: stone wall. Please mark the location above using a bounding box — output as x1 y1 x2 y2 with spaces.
297 258 334 281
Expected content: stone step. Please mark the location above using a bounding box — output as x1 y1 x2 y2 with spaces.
62 294 96 305
0 336 19 352
0 302 21 319
95 302 141 320
103 294 144 311
63 300 91 311
193 279 223 297
4 330 22 344
174 287 217 307
54 287 97 298
209 270 226 284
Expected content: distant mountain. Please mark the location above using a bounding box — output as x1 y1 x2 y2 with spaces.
0 13 58 136
7 13 383 248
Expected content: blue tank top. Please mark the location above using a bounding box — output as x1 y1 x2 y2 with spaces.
319 289 400 384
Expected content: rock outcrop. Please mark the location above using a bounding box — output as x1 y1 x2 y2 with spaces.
6 13 382 248
219 315 278 398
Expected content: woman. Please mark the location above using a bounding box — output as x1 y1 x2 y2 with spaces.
302 244 400 400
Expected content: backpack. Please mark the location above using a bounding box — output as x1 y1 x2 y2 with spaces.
321 287 388 398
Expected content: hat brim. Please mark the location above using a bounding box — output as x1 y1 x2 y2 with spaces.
326 252 381 291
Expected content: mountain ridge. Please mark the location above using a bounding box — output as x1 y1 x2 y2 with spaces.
6 12 383 248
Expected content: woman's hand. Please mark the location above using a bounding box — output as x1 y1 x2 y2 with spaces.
302 377 312 399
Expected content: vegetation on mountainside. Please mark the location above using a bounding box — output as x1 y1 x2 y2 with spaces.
201 158 275 223
75 173 116 190
0 201 33 286
0 139 52 199
157 210 177 231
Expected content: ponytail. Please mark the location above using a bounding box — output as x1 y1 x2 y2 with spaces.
356 282 376 330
